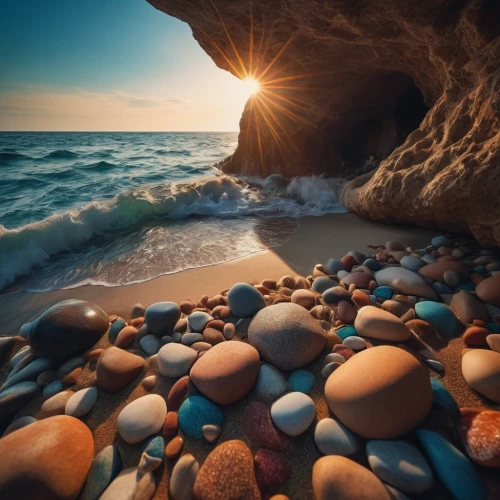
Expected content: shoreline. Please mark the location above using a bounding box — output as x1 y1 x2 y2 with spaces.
0 213 441 335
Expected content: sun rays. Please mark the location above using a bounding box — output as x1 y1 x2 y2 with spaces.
197 0 331 172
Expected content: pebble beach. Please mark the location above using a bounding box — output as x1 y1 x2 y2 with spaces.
1 213 499 500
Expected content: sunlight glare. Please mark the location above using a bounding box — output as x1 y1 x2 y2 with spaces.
242 77 260 97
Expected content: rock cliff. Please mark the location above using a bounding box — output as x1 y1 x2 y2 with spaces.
147 0 500 245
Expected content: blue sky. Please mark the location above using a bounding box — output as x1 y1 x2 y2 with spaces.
0 0 251 131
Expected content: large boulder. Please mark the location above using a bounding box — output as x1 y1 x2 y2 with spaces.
248 302 326 370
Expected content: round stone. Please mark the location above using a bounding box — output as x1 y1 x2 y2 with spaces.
415 301 460 338
65 387 98 417
366 440 433 493
313 456 391 500
444 270 461 287
144 301 181 336
337 301 357 323
117 394 167 444
193 440 260 500
400 255 426 272
190 341 260 405
248 302 326 371
343 336 366 351
167 375 189 411
270 392 316 436
139 334 161 355
487 334 500 353
323 286 351 304
142 375 157 391
166 436 184 460
181 332 204 345
169 454 199 500
202 328 225 346
178 395 224 438
227 283 266 318
96 347 145 392
202 424 221 443
419 262 469 283
100 467 154 500
2 416 37 437
431 378 458 411
312 276 338 293
254 363 288 404
0 415 94 499
324 258 345 275
38 390 73 419
342 272 372 288
188 311 214 332
462 349 500 403
291 289 316 309
373 286 393 299
476 275 500 307
354 307 411 342
254 448 291 488
375 267 437 300
314 417 361 456
450 291 488 325
287 369 315 393
25 300 108 360
157 343 197 378
325 346 432 439
223 323 235 340
108 320 126 344
114 325 137 348
463 326 490 346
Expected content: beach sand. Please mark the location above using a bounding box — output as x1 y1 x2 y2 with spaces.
1 213 492 499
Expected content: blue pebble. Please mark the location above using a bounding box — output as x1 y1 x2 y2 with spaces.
324 258 345 275
400 255 426 272
178 396 224 438
323 286 351 304
421 254 438 264
80 445 122 500
430 378 458 411
431 235 452 248
42 380 64 399
362 258 380 272
415 430 488 500
336 326 357 340
288 369 315 394
369 295 378 304
473 266 486 275
373 286 393 299
487 322 500 333
458 282 475 291
141 436 165 460
145 302 181 335
227 283 266 318
415 301 459 338
108 320 127 344
312 276 338 294
337 270 349 280
431 282 454 294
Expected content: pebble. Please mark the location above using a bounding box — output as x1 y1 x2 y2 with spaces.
291 289 316 309
162 411 179 439
270 392 316 436
227 282 266 318
117 394 167 444
400 255 426 272
288 369 315 393
354 306 411 342
374 286 393 299
332 344 354 360
416 429 488 500
312 276 338 294
96 347 144 392
375 267 438 300
323 286 351 304
202 328 225 345
248 302 326 370
188 311 214 332
432 235 451 247
456 408 500 467
1 381 39 417
313 456 391 500
450 290 488 325
324 352 346 364
324 258 345 275
337 300 357 323
43 380 64 399
80 445 122 500
114 325 137 348
157 343 197 378
342 271 372 288
487 334 500 352
254 363 288 404
25 300 109 360
58 356 85 377
100 467 154 500
421 253 437 264
254 448 291 488
166 436 184 460
351 289 373 308
419 261 469 283
144 301 181 336
0 415 94 499
139 334 161 355
131 303 145 319
181 332 204 345
38 390 73 418
335 325 357 340
65 387 98 417
366 440 433 493
108 320 127 344
444 269 461 287
167 375 189 411
62 366 83 385
426 359 445 372
325 346 432 439
169 453 199 500
463 326 490 346
314 417 361 456
9 345 31 370
244 401 290 452
476 275 500 307
202 424 221 443
343 336 366 350
193 440 260 500
341 254 357 271
2 415 37 437
1 357 55 392
415 301 459 338
321 362 341 379
142 375 157 390
462 349 500 403
223 323 235 340
139 436 165 473
191 341 260 404
178 395 224 438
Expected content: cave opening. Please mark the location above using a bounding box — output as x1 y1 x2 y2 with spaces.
394 84 430 139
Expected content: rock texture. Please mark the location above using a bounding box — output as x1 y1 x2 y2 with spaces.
147 0 500 246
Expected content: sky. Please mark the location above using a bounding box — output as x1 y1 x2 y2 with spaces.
0 0 252 131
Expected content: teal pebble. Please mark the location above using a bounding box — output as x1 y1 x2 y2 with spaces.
430 378 458 411
141 435 165 460
487 322 500 333
458 282 475 291
415 430 488 500
336 326 357 340
432 282 454 294
324 258 345 275
42 380 64 399
178 396 224 438
362 258 380 271
415 301 459 338
108 320 127 344
373 286 393 299
80 445 122 500
288 369 315 394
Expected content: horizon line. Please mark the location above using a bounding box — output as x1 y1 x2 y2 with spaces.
0 130 239 133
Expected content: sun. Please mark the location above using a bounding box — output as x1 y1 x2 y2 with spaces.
242 77 260 96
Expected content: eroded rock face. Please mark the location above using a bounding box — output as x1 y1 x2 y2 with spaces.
147 0 500 245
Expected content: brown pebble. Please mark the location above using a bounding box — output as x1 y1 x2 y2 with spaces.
166 436 184 460
142 375 157 390
473 319 486 327
62 367 83 385
114 325 138 348
163 411 178 439
180 300 196 315
262 279 277 290
199 295 209 307
130 317 144 328
211 305 225 318
86 349 103 361
167 376 189 411
223 323 235 340
206 320 225 332
203 328 226 346
220 307 231 319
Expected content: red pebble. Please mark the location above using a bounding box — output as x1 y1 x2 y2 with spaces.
473 319 486 327
244 402 291 452
332 344 354 360
341 255 357 272
463 326 490 346
167 375 189 411
163 411 178 439
205 320 225 332
254 449 291 488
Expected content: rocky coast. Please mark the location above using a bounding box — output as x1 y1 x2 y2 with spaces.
0 213 499 499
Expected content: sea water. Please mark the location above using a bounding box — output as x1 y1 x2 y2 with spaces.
0 132 347 292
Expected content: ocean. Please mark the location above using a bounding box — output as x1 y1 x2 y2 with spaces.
0 132 347 293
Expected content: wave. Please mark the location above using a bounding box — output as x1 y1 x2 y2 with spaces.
0 174 347 290
154 149 192 156
0 152 28 161
43 150 79 160
78 160 118 171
